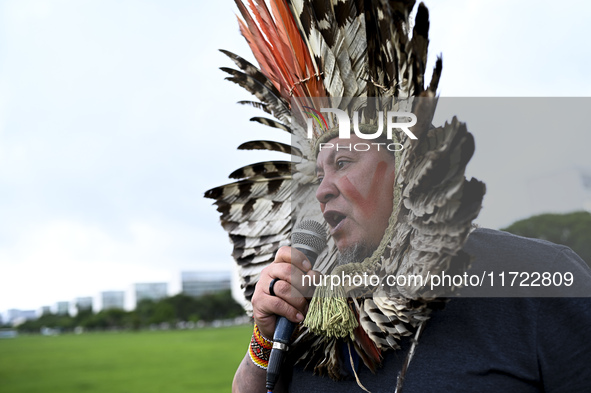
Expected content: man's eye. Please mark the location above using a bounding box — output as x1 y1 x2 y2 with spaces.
336 159 349 169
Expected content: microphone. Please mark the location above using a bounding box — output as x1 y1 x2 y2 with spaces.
266 220 327 392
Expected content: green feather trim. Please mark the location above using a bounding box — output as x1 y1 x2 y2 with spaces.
303 284 357 338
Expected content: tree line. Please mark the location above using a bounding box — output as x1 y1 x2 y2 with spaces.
15 290 245 333
12 211 590 333
502 210 591 266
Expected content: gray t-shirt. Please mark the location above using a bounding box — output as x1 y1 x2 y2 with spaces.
288 228 591 392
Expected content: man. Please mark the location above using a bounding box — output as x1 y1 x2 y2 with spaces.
232 133 591 393
216 1 591 391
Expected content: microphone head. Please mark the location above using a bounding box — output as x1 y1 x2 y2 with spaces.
292 220 327 255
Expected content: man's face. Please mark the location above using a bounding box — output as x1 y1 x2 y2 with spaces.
315 135 396 254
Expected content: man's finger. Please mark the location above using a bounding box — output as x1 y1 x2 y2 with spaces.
275 246 312 272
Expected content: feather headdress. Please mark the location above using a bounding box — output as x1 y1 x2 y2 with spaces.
205 0 485 380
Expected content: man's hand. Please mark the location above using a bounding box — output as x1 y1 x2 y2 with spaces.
232 246 319 393
251 245 319 340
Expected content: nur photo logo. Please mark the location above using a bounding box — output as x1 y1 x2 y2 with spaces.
304 107 418 152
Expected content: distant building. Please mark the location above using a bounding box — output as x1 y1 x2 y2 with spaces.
134 283 168 306
6 309 20 323
40 306 51 316
181 271 231 297
56 301 69 315
101 291 125 310
6 309 36 326
0 329 17 338
75 297 93 312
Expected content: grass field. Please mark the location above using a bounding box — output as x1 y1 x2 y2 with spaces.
0 325 253 393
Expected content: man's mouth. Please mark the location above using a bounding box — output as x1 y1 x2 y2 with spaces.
324 211 347 232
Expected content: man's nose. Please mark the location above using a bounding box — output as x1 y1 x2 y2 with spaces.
315 173 339 203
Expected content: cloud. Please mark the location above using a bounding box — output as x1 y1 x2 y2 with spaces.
0 218 234 311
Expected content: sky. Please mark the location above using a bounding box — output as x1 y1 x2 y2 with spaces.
0 0 590 315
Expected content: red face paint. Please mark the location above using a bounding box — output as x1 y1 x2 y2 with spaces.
337 161 391 218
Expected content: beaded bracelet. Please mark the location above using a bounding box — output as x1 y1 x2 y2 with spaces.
248 323 273 369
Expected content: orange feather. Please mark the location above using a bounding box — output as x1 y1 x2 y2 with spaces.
235 0 327 106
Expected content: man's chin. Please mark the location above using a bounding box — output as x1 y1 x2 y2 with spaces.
337 242 373 266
